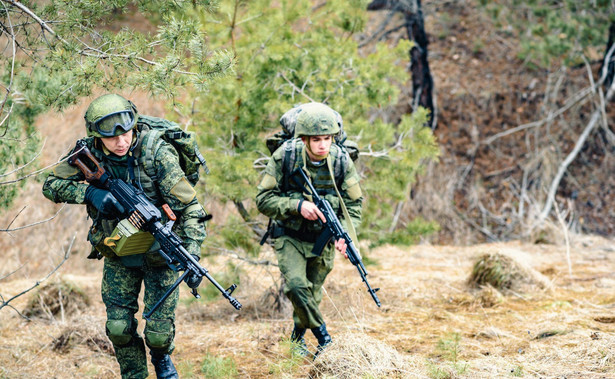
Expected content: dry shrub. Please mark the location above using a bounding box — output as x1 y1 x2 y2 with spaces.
245 284 293 319
473 284 505 308
309 332 408 379
52 317 114 355
467 251 552 291
22 278 90 320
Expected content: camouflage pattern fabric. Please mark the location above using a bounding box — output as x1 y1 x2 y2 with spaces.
42 126 207 259
42 118 207 377
256 142 362 234
293 102 340 138
102 256 179 378
274 235 335 328
256 141 363 330
279 102 343 138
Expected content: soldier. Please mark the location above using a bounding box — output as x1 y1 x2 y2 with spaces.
43 94 208 379
256 102 363 357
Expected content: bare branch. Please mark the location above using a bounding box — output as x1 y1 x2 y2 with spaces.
1 203 66 233
0 139 45 178
278 71 316 103
0 233 75 317
208 245 278 267
537 43 615 224
481 85 595 145
0 0 17 123
0 144 84 185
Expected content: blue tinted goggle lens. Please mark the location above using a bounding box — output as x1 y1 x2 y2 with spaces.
94 111 135 137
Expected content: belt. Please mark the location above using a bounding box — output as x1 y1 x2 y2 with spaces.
281 226 318 243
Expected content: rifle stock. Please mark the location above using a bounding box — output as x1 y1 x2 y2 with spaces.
291 167 381 307
68 139 242 318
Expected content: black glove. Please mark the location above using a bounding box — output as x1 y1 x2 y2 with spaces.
84 185 125 218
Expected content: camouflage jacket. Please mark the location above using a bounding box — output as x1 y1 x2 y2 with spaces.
256 138 363 237
42 120 207 259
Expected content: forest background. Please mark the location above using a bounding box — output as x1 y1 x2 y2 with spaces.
1 0 615 378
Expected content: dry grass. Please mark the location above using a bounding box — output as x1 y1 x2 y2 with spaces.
310 332 409 378
2 234 615 378
22 278 91 321
467 250 553 291
52 315 114 355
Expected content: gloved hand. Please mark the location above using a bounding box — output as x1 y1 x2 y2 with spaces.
84 185 125 218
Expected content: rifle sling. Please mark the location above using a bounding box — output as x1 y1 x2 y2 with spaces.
325 155 361 258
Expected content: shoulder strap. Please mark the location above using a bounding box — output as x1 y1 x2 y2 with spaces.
326 156 360 257
281 138 298 191
332 144 348 187
139 129 165 179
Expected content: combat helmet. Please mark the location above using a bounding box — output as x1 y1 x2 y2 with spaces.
84 94 138 138
294 102 340 138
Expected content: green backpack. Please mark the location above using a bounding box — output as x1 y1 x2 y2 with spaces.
137 115 209 186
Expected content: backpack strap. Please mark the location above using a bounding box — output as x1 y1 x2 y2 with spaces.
135 128 165 195
281 138 299 192
326 156 360 257
332 143 348 188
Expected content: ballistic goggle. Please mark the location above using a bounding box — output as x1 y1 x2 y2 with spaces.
91 110 136 137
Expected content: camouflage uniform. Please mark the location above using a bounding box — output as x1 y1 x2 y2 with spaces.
43 113 207 378
256 132 363 331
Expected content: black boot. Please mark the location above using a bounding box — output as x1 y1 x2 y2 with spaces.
291 325 310 357
310 323 332 358
150 352 179 379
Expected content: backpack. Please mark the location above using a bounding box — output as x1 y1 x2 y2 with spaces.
137 115 209 186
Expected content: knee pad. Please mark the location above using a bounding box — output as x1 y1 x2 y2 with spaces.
145 319 175 350
106 317 136 347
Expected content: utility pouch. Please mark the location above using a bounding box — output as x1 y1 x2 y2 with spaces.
104 218 155 256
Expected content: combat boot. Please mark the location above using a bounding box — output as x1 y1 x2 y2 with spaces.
291 325 310 357
311 323 332 358
150 352 179 379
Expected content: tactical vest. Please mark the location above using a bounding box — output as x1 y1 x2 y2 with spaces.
85 123 177 260
280 138 349 192
278 140 350 234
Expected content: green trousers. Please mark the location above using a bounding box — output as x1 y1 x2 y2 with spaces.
102 256 179 379
274 235 335 329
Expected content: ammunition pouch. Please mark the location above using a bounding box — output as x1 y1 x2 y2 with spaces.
103 218 155 257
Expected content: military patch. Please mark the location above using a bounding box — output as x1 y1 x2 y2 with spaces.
259 173 277 190
52 162 80 178
347 182 362 200
170 177 196 204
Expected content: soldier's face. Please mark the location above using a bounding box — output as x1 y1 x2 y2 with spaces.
303 135 333 161
100 129 133 157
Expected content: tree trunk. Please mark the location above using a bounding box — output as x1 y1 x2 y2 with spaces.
600 21 615 91
403 0 435 129
367 0 436 129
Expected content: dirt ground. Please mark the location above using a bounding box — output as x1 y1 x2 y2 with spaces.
1 234 615 378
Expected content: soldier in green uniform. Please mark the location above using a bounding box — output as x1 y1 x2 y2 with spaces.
43 94 208 379
256 102 363 356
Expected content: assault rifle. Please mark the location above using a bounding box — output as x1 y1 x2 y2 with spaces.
292 167 381 307
68 139 242 319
